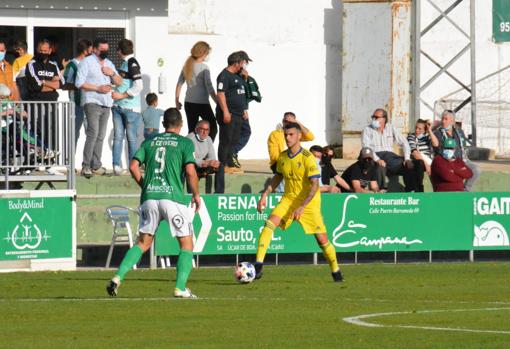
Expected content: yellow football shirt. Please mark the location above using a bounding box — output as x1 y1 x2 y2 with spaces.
276 147 321 204
12 54 33 77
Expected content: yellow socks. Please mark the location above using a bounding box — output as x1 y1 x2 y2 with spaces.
256 220 276 263
320 241 339 273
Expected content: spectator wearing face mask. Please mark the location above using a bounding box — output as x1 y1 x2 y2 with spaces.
25 39 65 174
361 108 420 192
433 109 480 191
310 145 350 193
0 40 21 101
407 118 439 192
430 138 473 192
75 38 123 178
341 147 382 193
215 51 249 174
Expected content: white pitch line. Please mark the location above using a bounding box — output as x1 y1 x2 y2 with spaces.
344 307 510 335
0 296 330 303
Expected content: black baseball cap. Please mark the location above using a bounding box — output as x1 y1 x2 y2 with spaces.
237 50 252 62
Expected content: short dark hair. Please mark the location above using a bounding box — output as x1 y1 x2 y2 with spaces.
283 122 302 133
37 38 52 47
13 40 28 51
93 38 108 49
416 118 428 126
117 39 133 55
163 108 182 128
283 112 296 118
227 51 244 66
77 39 92 55
310 145 323 153
146 93 158 106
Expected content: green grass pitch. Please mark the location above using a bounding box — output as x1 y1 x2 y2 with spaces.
1 263 510 349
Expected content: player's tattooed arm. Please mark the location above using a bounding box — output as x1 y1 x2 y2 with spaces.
257 174 283 213
294 178 319 219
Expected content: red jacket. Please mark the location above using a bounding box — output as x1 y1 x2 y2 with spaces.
431 156 473 192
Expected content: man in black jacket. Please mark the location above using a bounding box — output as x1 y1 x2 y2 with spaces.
25 39 64 157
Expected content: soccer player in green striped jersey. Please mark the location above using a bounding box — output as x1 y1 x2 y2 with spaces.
107 108 201 298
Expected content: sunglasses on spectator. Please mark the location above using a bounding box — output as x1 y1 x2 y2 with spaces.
197 127 210 132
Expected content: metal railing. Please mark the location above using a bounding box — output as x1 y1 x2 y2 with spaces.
0 101 75 190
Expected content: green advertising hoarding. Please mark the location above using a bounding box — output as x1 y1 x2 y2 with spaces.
473 193 510 249
493 0 510 42
155 192 510 256
0 196 74 261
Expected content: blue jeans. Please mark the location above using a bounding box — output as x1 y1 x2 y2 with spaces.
112 106 142 167
75 105 85 148
233 118 251 155
144 128 159 140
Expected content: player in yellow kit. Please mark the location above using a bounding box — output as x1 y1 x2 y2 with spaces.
255 122 343 282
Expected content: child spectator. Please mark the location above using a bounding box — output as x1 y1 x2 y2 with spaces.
142 93 164 140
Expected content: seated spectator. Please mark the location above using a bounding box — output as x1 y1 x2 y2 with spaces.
362 108 421 192
0 84 47 169
407 119 439 192
341 148 383 193
310 145 350 193
430 138 473 192
142 93 164 140
433 109 480 191
186 120 224 193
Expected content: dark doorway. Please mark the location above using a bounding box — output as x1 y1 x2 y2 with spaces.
0 26 27 65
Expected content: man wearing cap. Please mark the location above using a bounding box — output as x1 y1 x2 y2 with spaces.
361 108 420 192
341 147 382 193
433 109 480 191
231 50 260 169
430 138 473 192
215 51 249 174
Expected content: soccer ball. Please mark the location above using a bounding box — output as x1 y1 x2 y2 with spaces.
234 262 256 284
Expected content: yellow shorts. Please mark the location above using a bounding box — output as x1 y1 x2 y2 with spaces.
271 197 326 234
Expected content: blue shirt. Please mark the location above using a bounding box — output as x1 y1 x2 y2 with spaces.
75 54 118 107
142 106 165 129
114 55 142 111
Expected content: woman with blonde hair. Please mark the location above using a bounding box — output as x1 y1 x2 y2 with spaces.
175 41 218 140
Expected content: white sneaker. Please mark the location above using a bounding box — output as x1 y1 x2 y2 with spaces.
113 165 125 176
174 288 198 299
46 167 64 176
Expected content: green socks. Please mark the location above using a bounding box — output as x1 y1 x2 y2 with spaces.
115 245 143 282
176 249 194 291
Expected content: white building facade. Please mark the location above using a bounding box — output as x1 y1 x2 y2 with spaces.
0 0 508 167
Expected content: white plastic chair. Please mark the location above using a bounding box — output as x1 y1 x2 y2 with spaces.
105 205 139 269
